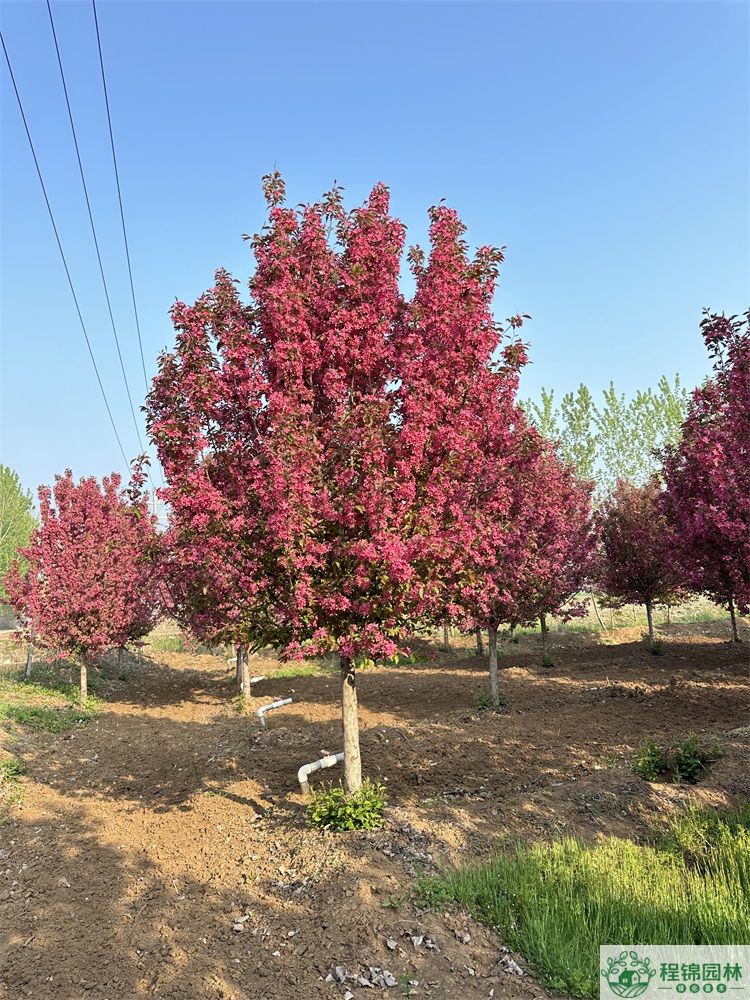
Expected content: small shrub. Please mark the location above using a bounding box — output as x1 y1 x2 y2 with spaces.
673 734 723 785
650 639 664 656
632 739 669 781
307 778 387 831
541 654 555 669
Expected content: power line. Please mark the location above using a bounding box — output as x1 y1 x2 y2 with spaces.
91 0 149 393
46 0 146 456
1 30 130 471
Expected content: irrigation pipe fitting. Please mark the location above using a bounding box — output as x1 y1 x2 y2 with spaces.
256 697 292 727
297 752 344 796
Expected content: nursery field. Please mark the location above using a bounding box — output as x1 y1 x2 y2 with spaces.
1 620 748 1000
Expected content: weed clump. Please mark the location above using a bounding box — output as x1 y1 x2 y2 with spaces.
307 779 387 831
632 739 670 781
475 690 508 711
632 734 723 784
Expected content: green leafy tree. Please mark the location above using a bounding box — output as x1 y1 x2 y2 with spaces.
525 377 688 494
560 384 598 481
655 374 689 448
594 383 641 489
522 387 560 442
0 466 36 603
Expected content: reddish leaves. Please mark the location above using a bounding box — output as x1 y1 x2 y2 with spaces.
5 471 160 659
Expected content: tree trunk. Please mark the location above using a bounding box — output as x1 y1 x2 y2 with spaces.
475 626 484 657
589 592 605 629
667 605 672 625
632 604 637 624
645 598 654 646
442 621 450 651
117 646 125 672
488 625 499 707
25 639 34 680
241 650 250 693
79 660 88 706
729 598 741 643
540 614 548 659
340 657 362 793
236 645 243 686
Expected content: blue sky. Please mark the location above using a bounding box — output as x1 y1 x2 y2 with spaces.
1 0 748 497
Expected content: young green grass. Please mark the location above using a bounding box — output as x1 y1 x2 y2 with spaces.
0 754 27 819
0 670 79 702
418 806 750 999
0 702 96 732
0 668 102 733
0 756 26 782
268 661 337 679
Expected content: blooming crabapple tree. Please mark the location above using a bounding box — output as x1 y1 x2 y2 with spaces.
146 175 527 792
454 420 596 703
662 310 750 641
497 440 596 666
5 470 160 703
597 477 680 647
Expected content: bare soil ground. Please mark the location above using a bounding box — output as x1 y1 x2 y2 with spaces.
1 622 748 1000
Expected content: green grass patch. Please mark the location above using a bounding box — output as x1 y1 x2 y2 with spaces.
0 756 26 782
146 635 189 652
0 754 27 818
147 634 223 655
418 806 750 998
0 701 98 732
269 661 337 679
0 669 79 701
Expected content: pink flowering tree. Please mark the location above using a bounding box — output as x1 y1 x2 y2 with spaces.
453 421 596 701
147 176 527 792
597 476 681 647
662 310 750 641
5 470 160 703
499 439 597 664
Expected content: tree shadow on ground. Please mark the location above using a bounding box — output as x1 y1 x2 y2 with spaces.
0 800 401 1000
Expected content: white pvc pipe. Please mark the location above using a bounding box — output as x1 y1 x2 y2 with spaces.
297 752 344 796
257 697 292 727
249 675 266 686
